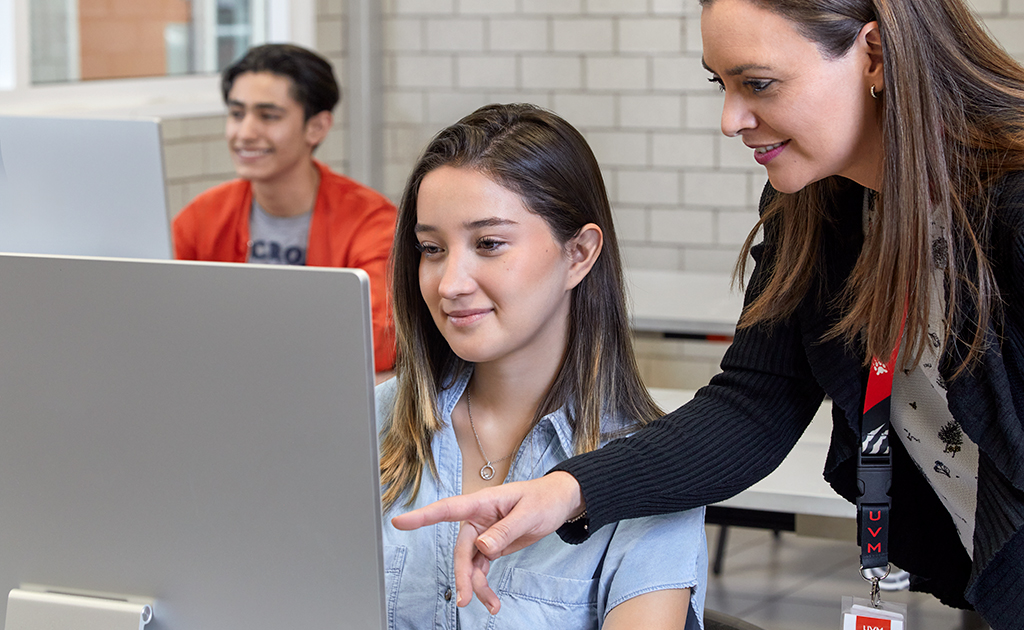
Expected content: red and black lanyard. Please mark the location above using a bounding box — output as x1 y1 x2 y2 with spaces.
857 297 906 572
858 344 897 570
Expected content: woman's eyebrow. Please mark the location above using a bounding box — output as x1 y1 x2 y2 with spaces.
701 58 773 76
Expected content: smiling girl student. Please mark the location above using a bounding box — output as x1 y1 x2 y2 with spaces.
393 0 1024 627
376 104 707 629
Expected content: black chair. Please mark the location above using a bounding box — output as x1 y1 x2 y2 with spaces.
704 609 767 630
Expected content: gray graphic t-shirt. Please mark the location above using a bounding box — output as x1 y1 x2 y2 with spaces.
247 201 312 265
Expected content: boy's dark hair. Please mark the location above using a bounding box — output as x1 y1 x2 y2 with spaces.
221 44 340 121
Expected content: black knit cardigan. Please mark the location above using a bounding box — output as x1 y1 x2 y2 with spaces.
554 175 1024 629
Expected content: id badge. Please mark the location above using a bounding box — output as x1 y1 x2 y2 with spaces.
841 596 907 630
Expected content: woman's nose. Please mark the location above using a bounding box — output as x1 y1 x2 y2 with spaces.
720 92 756 138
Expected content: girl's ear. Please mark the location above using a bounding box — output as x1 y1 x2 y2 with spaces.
565 223 603 290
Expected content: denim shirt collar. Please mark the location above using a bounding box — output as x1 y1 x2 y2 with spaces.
437 368 578 481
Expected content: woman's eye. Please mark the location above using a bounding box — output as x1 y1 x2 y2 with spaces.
744 79 773 93
707 76 725 92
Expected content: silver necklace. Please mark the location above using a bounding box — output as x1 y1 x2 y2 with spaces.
466 389 516 480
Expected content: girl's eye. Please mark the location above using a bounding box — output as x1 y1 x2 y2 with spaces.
708 76 725 92
744 79 773 93
415 242 442 256
477 238 505 253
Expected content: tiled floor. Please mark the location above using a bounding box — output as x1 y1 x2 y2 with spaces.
703 525 983 630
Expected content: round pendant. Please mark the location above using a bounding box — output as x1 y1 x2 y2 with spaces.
480 464 495 480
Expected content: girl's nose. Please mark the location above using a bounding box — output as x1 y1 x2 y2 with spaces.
436 250 475 299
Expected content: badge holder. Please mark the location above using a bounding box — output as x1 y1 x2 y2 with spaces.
841 593 907 630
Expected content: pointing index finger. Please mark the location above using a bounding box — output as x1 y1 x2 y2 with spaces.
391 494 478 530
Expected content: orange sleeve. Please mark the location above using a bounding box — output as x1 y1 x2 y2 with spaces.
347 198 397 372
306 164 398 372
171 204 199 260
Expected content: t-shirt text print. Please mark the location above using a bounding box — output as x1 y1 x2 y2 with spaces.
247 201 312 265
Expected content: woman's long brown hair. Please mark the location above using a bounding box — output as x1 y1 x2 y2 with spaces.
379 104 662 512
706 0 1024 374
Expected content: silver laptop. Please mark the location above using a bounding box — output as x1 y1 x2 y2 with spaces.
0 116 172 259
0 255 385 629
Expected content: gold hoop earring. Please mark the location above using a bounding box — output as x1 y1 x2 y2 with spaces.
870 85 879 99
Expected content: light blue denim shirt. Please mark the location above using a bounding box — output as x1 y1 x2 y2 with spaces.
378 371 707 630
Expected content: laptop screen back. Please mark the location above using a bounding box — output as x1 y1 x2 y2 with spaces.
0 116 171 259
0 255 385 629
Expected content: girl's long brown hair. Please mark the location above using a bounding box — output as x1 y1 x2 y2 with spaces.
379 104 662 511
707 0 1024 373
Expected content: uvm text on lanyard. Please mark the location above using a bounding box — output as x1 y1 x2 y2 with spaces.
841 338 908 628
859 348 895 593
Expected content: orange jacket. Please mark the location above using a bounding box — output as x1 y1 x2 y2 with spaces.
173 161 397 371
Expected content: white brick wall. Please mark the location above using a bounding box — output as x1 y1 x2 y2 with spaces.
619 18 682 53
966 0 1005 15
489 18 550 51
158 0 1024 289
394 0 453 14
988 19 1024 56
552 93 616 125
380 2 730 279
457 55 518 88
587 0 649 15
521 0 581 14
521 56 584 89
553 19 615 53
652 131 715 168
620 94 682 128
585 130 648 167
618 170 679 205
377 0 1024 280
683 172 747 207
650 208 713 245
426 18 485 51
459 0 518 14
587 57 648 90
393 54 454 88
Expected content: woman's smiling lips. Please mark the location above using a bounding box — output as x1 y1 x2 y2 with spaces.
749 140 789 165
444 308 492 327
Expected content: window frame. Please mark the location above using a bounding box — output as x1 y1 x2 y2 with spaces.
0 0 316 117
